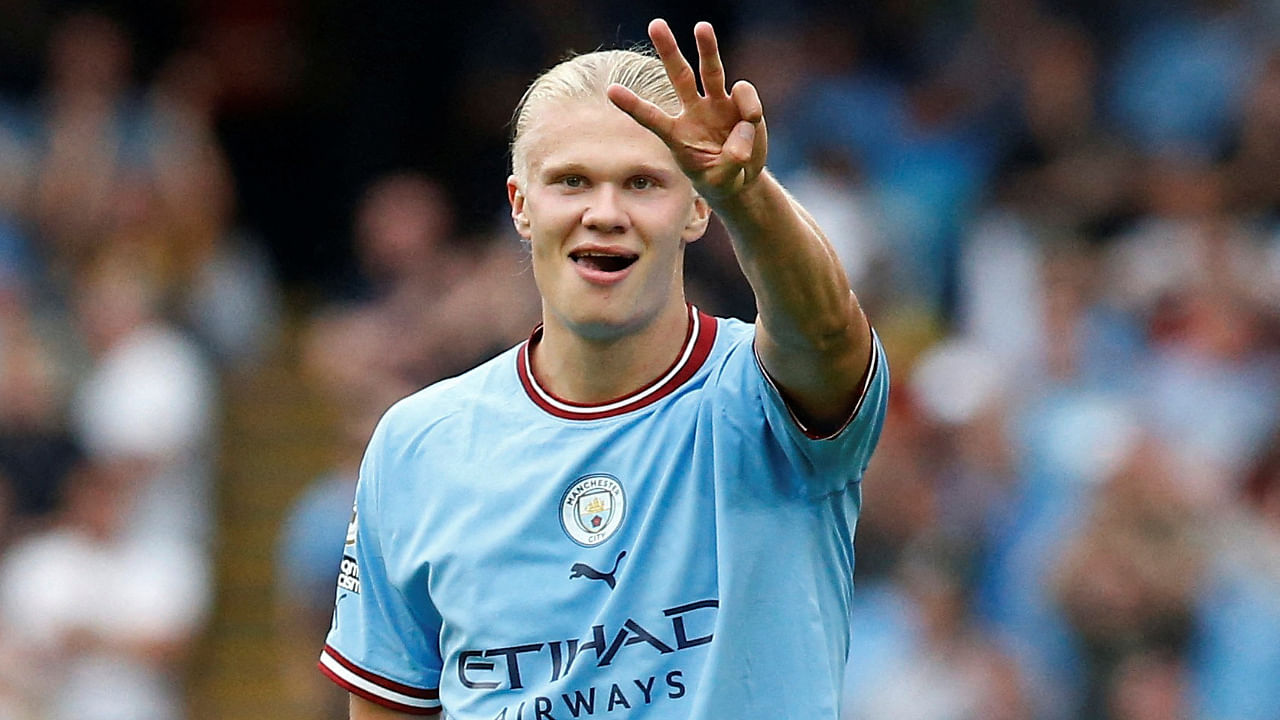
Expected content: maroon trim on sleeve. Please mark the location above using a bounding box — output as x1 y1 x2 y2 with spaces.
322 644 439 698
318 644 441 715
319 662 442 715
756 328 882 441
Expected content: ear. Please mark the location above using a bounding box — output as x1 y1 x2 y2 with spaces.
682 194 711 243
507 174 531 239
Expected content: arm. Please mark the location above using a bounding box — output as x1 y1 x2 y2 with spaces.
715 171 871 432
609 20 872 432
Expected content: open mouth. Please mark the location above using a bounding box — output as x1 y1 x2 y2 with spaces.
569 250 639 273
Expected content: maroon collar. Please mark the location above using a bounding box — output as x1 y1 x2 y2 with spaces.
517 305 718 420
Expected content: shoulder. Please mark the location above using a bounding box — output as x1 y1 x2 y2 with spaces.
710 314 756 346
701 314 756 363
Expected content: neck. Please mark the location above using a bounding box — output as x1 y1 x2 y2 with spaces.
532 298 691 404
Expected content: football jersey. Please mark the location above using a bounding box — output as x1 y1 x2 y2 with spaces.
320 306 889 718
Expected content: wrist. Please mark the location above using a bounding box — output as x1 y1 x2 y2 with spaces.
706 168 773 217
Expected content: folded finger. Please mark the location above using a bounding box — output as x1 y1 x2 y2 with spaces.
649 18 700 105
730 80 764 124
722 120 756 166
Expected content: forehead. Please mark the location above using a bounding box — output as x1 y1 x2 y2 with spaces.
520 98 679 177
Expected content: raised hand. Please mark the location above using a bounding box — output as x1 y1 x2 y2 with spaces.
606 19 768 203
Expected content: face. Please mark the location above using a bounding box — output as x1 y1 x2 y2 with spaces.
508 98 710 340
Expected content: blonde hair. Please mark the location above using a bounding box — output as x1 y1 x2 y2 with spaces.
510 48 680 179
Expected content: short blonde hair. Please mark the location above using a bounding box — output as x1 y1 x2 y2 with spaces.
510 48 680 180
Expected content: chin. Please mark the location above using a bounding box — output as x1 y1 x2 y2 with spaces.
565 310 641 342
553 296 654 341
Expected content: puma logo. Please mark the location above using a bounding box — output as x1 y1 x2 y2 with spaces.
569 551 627 590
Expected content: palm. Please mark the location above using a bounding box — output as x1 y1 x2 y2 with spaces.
607 20 768 202
668 93 749 185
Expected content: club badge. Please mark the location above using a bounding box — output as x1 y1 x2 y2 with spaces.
560 474 626 546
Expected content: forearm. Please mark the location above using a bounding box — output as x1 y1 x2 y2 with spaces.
713 170 865 353
711 170 872 430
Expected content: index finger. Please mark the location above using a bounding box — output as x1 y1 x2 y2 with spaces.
648 18 700 105
606 83 678 142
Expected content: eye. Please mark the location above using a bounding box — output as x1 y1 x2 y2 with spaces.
560 175 586 189
628 176 655 190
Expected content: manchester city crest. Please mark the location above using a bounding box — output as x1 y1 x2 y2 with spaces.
560 474 626 546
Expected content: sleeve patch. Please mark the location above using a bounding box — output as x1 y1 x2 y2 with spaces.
337 554 361 594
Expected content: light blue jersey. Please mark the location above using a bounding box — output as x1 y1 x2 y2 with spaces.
321 306 889 718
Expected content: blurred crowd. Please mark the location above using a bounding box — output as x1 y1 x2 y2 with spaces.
0 7 272 718
0 1 1278 719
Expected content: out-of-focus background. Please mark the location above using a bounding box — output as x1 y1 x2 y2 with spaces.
0 0 1277 718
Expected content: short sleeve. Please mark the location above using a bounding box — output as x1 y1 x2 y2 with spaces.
319 415 444 715
751 328 890 497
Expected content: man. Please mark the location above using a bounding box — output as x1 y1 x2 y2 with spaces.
320 19 888 719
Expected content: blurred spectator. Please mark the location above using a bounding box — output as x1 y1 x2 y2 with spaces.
333 171 539 389
13 9 280 372
907 340 1021 560
952 235 1148 717
790 1 1027 316
1054 439 1204 718
994 16 1137 235
961 229 1145 401
349 171 458 302
145 49 283 370
843 541 1035 720
1107 159 1280 500
1106 0 1270 159
0 458 209 720
68 253 218 547
25 9 154 284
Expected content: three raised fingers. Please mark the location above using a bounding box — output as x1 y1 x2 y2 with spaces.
649 19 730 101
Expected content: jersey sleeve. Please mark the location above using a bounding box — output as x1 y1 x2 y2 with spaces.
741 325 889 498
319 413 444 715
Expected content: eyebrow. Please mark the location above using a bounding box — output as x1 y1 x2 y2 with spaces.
536 161 677 182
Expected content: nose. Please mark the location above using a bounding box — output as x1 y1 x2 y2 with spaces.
581 184 628 234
